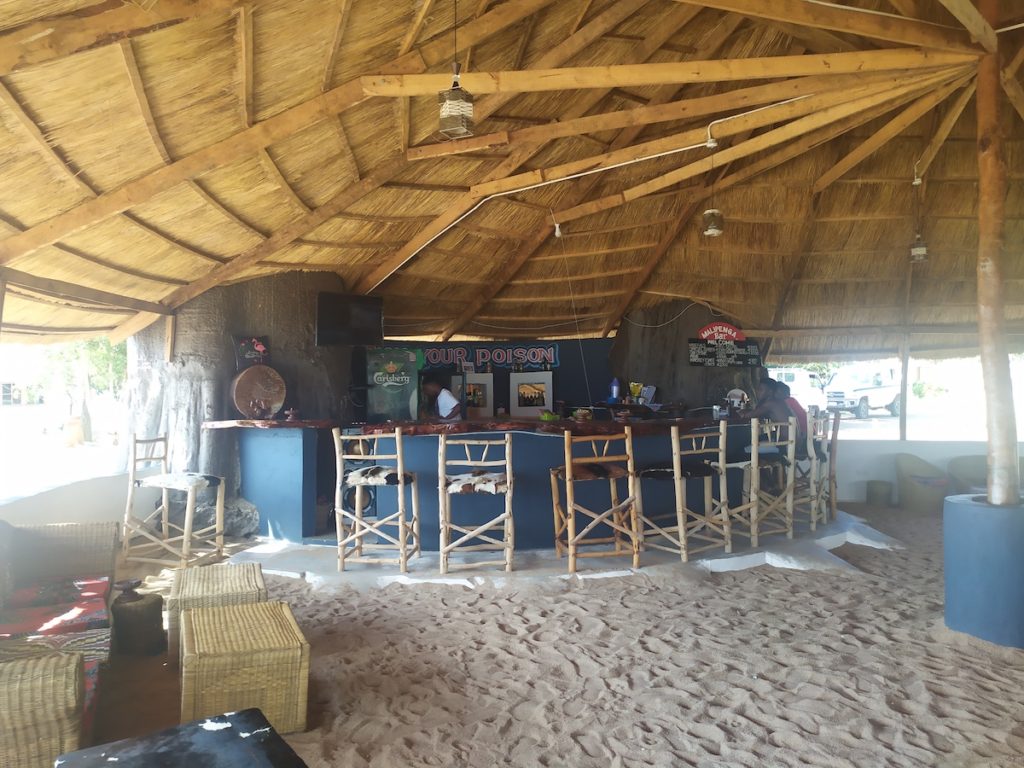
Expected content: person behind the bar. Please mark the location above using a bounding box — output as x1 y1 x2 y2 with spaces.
422 375 462 421
775 381 808 443
741 378 795 427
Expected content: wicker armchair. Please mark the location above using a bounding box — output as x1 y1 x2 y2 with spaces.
0 520 119 768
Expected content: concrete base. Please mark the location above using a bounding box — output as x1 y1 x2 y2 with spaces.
944 494 1024 648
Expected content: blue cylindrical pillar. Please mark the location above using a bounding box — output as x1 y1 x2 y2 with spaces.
944 493 1024 648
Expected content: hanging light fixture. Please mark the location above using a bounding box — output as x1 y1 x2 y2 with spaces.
910 162 928 263
702 130 723 237
438 0 474 139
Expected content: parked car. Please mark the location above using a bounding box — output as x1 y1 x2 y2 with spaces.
826 365 901 418
767 367 827 414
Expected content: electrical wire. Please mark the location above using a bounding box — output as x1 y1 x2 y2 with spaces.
620 301 716 329
547 209 594 406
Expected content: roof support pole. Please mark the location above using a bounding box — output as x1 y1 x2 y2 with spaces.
0 278 6 339
898 335 909 442
977 0 1019 505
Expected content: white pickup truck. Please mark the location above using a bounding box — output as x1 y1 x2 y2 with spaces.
826 366 901 419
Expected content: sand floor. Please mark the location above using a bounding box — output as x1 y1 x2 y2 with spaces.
94 504 1024 766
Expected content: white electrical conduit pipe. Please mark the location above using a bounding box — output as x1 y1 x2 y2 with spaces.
365 93 814 293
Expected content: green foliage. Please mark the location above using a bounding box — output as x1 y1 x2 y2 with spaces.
912 380 947 399
46 339 127 398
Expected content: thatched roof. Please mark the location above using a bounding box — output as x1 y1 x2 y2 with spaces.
0 0 1021 359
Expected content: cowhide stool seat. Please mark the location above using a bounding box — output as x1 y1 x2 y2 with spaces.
332 427 421 573
438 433 514 574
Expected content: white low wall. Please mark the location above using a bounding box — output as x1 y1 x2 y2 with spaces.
835 439 1009 502
0 473 158 527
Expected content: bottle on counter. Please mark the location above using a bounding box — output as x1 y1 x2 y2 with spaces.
610 377 621 402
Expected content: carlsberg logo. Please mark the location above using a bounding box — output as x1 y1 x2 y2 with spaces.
373 371 411 388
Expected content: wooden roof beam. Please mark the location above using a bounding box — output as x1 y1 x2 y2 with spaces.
917 82 976 177
0 267 172 315
747 324 1024 337
352 0 680 295
0 0 247 78
670 0 980 52
0 0 558 269
813 77 972 193
361 49 980 97
553 69 966 224
935 0 998 52
1001 45 1024 124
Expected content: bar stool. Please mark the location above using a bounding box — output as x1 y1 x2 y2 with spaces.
123 435 225 568
550 428 640 574
438 433 514 574
638 425 731 562
716 419 761 549
750 417 797 546
794 411 832 531
824 411 842 522
332 427 420 573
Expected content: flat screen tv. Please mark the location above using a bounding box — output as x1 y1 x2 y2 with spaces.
315 293 384 346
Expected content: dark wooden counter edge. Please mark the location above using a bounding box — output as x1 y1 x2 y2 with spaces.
202 417 742 436
203 419 339 429
359 417 726 436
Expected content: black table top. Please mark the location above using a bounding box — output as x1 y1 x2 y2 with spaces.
55 708 308 767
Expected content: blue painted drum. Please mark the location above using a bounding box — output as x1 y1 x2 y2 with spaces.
944 493 1024 649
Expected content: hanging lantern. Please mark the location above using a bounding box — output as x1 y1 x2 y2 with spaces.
910 233 928 263
438 62 474 139
702 208 724 237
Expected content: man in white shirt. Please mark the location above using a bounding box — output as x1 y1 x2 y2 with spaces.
422 377 462 421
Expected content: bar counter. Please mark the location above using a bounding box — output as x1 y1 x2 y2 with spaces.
204 415 749 549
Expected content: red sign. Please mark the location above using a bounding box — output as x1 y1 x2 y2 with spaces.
697 322 746 341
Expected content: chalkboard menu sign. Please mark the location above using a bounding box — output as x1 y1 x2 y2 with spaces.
688 339 762 367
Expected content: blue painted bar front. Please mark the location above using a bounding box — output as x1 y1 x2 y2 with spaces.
238 427 317 541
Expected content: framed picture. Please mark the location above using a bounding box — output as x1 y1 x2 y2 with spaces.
452 373 494 418
509 371 554 418
461 361 476 373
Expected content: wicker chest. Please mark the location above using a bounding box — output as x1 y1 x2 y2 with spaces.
180 601 309 734
167 562 268 660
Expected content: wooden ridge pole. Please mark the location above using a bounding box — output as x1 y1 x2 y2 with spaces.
977 0 1019 505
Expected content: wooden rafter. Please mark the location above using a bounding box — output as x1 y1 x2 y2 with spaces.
886 0 924 18
917 82 976 177
5 286 133 316
0 268 172 316
935 0 998 52
553 69 965 224
671 0 979 52
1001 45 1024 124
322 0 353 91
510 267 640 284
237 5 255 127
813 77 971 192
510 15 538 70
353 0 670 295
0 0 246 78
360 49 980 97
0 0 559 269
258 150 311 213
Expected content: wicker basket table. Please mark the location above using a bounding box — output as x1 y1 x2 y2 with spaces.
167 563 267 661
180 601 308 734
0 652 83 768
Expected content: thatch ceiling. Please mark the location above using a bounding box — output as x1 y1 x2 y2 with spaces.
0 0 1022 359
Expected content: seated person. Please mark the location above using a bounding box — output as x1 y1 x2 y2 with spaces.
776 382 808 441
741 378 795 426
421 376 462 421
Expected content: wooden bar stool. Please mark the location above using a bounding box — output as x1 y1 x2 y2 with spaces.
438 433 514 574
123 435 225 568
638 425 731 562
750 416 797 546
716 419 761 550
550 428 640 574
332 427 420 573
794 411 832 531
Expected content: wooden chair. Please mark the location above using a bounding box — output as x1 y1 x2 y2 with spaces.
332 427 420 573
550 428 641 574
123 435 224 568
750 417 797 546
638 426 730 562
794 411 832 531
438 433 514 574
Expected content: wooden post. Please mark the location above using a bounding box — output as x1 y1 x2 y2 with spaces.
977 0 1020 506
0 278 6 340
899 335 910 441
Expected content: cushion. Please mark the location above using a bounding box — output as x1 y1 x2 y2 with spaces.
555 462 628 481
640 461 714 479
446 471 509 495
8 576 110 610
136 472 220 491
0 627 111 665
346 466 412 486
0 596 111 639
